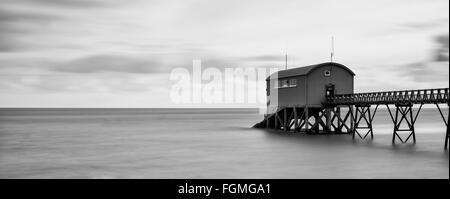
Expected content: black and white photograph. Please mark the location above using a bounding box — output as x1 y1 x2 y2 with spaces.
0 0 448 195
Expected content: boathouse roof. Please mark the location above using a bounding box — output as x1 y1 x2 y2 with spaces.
266 62 355 80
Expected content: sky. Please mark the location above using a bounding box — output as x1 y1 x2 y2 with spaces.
0 0 448 108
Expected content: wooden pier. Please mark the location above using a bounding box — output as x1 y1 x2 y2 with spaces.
256 88 449 149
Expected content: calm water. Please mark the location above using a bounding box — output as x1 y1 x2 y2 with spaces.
0 108 448 179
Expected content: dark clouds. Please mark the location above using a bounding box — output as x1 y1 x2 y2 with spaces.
238 55 284 62
394 62 448 83
0 7 63 52
0 73 162 93
401 18 448 31
434 34 449 62
53 54 166 74
3 0 110 9
0 38 26 52
52 54 279 74
372 18 448 37
0 8 60 24
0 0 448 107
0 0 122 52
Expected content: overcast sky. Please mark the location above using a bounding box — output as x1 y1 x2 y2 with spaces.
0 0 448 108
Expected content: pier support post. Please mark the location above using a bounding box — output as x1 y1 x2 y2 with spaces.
352 104 378 140
350 105 354 133
387 103 421 144
446 112 449 150
435 103 449 149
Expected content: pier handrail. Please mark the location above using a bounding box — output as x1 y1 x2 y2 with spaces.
325 88 449 105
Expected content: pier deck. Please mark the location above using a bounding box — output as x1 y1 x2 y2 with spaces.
325 88 449 106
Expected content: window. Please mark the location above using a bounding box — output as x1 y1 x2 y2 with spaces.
281 80 289 88
325 84 335 97
289 79 297 87
275 78 297 88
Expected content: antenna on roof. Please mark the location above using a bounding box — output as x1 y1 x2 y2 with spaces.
330 36 334 62
284 42 288 70
285 49 288 70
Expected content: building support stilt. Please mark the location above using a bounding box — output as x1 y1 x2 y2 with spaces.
295 108 306 132
293 106 298 132
326 108 332 133
311 112 319 133
285 108 295 131
283 108 288 132
329 106 353 134
336 107 341 132
274 110 279 130
304 107 310 133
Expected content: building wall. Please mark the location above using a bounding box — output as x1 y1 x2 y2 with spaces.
267 76 306 114
306 65 354 107
266 64 354 114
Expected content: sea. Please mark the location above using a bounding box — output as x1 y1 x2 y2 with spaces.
0 108 448 179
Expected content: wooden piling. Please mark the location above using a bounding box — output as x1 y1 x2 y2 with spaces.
293 106 298 132
304 107 309 132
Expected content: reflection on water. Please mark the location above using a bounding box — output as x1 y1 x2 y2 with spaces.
0 108 448 179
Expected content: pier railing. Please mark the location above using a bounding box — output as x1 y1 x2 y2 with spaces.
325 88 449 106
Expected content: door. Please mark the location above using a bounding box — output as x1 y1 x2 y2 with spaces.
325 84 335 98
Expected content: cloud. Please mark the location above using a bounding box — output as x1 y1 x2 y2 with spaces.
0 0 126 52
0 8 60 23
238 55 284 62
433 33 449 62
3 0 111 9
401 18 448 30
0 0 449 107
0 7 64 52
370 18 449 37
0 38 26 52
0 73 170 94
52 54 166 74
395 62 449 83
